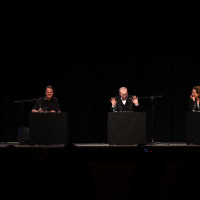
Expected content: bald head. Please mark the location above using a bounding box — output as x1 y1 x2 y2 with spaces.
119 87 128 100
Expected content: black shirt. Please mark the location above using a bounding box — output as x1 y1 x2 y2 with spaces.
32 97 61 112
188 98 200 111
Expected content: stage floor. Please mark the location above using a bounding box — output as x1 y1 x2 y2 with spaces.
0 141 200 148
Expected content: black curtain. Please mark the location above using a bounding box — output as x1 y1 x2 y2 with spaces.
2 13 200 143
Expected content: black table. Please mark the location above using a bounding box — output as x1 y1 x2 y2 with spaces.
107 112 147 145
185 111 200 145
29 112 69 145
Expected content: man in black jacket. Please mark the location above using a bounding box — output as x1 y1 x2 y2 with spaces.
110 87 140 112
32 85 61 113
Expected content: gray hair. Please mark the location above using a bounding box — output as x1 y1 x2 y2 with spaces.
119 87 128 93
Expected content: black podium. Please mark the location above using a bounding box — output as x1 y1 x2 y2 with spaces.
29 112 69 145
185 111 200 145
107 112 147 145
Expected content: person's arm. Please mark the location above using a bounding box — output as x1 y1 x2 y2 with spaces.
109 105 117 112
110 97 117 112
53 97 61 112
188 98 195 111
131 96 141 111
31 98 42 112
32 109 39 113
132 96 140 111
132 95 139 106
134 104 141 111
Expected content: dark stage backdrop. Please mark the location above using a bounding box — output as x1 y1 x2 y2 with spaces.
2 17 200 143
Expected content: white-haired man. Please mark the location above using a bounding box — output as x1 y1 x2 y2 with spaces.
110 87 140 112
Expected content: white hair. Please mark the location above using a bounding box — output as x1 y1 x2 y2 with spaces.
119 87 128 93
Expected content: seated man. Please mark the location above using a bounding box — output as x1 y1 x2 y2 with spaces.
32 85 61 113
110 86 140 112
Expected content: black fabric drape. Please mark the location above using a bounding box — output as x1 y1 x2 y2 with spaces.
2 19 200 143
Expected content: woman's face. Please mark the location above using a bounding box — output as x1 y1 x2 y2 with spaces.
192 89 199 98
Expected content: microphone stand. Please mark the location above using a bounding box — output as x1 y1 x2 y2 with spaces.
138 95 163 143
13 99 37 144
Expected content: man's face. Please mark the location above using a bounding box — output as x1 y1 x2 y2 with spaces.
45 88 54 100
120 89 128 100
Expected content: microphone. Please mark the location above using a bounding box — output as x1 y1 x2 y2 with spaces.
128 96 138 100
130 95 163 99
150 95 163 100
13 99 38 103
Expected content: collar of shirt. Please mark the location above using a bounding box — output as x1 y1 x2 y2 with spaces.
121 97 127 105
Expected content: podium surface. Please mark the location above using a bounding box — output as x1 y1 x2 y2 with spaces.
107 112 147 145
29 112 69 145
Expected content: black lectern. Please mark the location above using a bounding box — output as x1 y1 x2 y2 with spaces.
185 111 200 145
29 112 69 145
107 112 147 145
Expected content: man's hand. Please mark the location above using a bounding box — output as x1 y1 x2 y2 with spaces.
132 95 139 106
110 97 117 107
32 109 39 113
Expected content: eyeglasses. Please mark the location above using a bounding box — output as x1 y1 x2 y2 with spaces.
121 94 127 96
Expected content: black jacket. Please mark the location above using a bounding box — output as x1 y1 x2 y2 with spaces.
110 95 141 112
188 98 200 111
